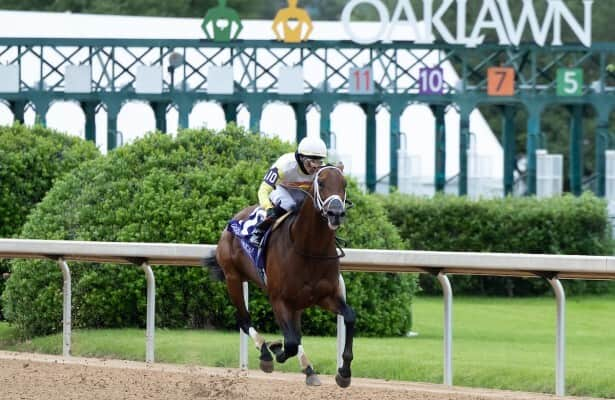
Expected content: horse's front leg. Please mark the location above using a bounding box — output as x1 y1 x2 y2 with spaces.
270 301 301 363
336 300 355 388
320 296 355 388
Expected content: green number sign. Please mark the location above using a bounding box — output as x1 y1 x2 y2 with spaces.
556 68 583 96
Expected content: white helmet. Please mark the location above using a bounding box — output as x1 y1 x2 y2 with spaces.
298 136 327 158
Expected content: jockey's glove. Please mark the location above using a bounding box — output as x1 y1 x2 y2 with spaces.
267 205 286 219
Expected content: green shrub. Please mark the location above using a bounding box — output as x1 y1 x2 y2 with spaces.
0 124 99 318
3 126 416 337
379 192 614 296
0 124 100 238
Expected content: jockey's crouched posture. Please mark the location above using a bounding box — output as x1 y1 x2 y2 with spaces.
249 136 328 248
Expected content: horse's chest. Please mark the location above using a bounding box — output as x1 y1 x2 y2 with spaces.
290 279 334 306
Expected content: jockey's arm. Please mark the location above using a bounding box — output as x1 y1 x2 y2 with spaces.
271 11 284 41
258 164 283 209
302 13 313 41
201 12 213 39
230 10 243 40
257 181 274 209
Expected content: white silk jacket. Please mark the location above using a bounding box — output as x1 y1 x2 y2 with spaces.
257 152 314 209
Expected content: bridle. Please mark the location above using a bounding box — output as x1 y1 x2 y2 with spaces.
312 166 346 219
286 165 347 259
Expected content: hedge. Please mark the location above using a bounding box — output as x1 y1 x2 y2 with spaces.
0 123 99 318
379 192 614 296
3 125 417 337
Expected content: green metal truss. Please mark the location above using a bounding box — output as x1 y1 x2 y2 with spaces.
0 38 614 195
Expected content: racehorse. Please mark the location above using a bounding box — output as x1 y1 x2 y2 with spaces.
206 165 355 387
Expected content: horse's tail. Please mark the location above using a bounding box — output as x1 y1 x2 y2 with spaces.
201 253 226 281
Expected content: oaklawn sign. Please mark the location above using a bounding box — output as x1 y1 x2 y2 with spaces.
341 0 593 47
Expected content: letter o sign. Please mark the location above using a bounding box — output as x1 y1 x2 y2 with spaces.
341 0 390 45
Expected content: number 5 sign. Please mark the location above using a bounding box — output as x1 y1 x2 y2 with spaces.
349 67 374 94
487 67 515 96
557 68 583 96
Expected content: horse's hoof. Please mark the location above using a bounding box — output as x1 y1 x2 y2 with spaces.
303 366 321 386
260 359 274 373
305 373 321 386
335 374 351 388
267 341 284 357
259 343 274 373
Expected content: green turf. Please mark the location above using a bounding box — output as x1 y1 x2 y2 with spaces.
1 295 614 397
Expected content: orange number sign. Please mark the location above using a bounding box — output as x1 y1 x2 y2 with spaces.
487 67 515 96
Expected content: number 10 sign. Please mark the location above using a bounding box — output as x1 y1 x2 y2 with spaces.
418 67 444 95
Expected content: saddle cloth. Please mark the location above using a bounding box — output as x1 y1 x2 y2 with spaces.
227 208 270 284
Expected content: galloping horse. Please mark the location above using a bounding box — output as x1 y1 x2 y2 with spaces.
208 165 355 387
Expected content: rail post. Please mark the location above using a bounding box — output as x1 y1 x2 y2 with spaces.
57 257 71 357
239 281 249 369
437 272 453 385
547 276 566 396
142 262 155 363
337 274 347 368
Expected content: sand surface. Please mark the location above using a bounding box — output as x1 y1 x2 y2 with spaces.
0 351 602 400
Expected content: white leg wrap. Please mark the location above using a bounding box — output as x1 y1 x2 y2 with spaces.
297 345 311 370
249 327 265 349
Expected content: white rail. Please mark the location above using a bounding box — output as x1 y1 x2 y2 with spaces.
2 239 614 396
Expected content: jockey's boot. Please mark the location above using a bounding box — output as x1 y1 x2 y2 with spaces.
249 206 284 248
249 220 272 247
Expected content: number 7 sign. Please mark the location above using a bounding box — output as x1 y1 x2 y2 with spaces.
487 67 515 96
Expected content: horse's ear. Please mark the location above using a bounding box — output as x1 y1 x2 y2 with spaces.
336 161 345 172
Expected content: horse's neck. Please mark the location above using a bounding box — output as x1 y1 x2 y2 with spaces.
290 196 335 251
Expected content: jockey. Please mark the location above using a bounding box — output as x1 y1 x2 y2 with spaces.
249 136 327 247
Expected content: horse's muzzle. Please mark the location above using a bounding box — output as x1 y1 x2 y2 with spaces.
325 199 346 230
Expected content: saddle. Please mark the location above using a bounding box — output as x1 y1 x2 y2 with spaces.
227 207 291 285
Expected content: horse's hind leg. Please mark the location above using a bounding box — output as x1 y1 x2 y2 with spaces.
224 275 274 373
216 226 273 371
268 324 321 386
297 345 321 386
285 308 321 386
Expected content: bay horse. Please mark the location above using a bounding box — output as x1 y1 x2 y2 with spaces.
208 165 355 387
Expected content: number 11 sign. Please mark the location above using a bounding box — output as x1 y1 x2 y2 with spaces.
349 67 374 94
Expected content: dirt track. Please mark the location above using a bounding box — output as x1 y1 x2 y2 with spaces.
0 351 602 400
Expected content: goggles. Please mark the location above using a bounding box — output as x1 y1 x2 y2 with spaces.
303 157 324 167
